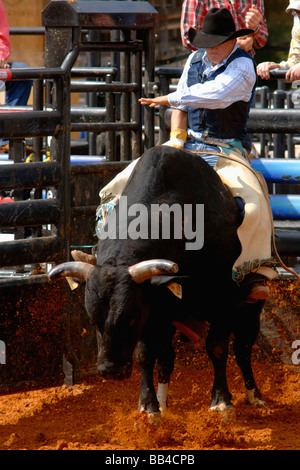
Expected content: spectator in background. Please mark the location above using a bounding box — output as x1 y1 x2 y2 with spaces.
181 0 268 57
257 1 300 81
0 0 32 150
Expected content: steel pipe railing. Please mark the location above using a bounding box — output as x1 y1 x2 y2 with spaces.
0 199 61 228
0 161 62 191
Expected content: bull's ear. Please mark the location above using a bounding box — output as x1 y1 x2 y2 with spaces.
151 275 190 299
128 259 178 284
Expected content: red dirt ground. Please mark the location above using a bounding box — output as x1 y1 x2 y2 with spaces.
0 341 299 451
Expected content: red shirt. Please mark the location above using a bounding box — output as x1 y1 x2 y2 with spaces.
181 0 268 55
0 0 11 63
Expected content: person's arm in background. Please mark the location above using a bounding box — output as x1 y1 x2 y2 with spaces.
257 12 300 80
244 2 268 51
281 18 300 81
181 0 206 50
0 0 11 68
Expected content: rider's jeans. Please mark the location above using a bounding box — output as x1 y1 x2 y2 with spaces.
184 138 221 167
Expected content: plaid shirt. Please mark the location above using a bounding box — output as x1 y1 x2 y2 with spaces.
0 0 11 62
181 0 268 55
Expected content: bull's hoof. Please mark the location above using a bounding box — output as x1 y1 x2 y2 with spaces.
209 403 235 423
138 406 161 426
209 392 234 413
146 411 161 426
209 402 235 413
245 388 268 409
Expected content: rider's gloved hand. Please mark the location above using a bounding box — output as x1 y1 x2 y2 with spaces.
162 129 187 149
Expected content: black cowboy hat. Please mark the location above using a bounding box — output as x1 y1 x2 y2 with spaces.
188 8 254 49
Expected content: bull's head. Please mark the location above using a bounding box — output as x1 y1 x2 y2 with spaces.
49 259 178 380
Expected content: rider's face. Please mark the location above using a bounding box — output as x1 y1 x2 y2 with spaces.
206 39 236 66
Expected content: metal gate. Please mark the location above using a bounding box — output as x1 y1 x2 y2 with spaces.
0 0 158 389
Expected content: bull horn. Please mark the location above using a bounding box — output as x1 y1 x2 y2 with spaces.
48 261 94 282
128 259 179 284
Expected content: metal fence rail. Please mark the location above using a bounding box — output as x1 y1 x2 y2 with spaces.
0 66 70 272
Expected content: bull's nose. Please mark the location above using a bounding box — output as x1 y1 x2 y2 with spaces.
97 361 132 380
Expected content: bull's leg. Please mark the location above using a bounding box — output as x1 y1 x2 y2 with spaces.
206 324 234 412
156 328 176 412
232 302 267 408
135 324 176 417
135 339 160 415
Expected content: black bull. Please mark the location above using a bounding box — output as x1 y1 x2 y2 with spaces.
49 146 268 414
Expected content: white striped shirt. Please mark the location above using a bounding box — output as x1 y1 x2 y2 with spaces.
168 44 256 141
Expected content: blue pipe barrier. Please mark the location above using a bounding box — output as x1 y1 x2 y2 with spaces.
269 195 300 220
251 158 300 183
250 159 300 219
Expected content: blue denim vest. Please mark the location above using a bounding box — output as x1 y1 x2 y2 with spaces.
187 48 256 139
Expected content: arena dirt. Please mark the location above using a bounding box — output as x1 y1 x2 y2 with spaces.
0 341 299 450
0 279 299 450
